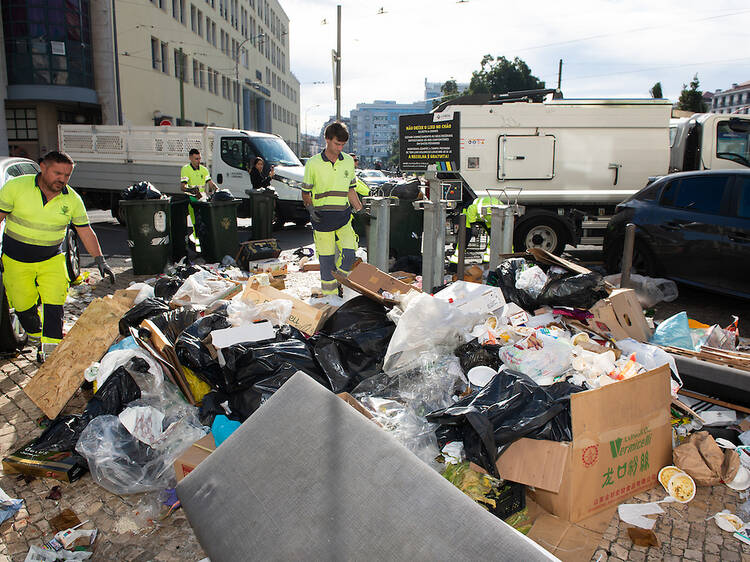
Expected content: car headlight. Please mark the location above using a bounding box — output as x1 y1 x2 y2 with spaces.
274 175 303 189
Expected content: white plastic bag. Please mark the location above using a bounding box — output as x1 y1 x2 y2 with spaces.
499 333 572 385
172 270 236 306
128 282 155 305
84 348 162 394
616 337 681 395
515 265 548 299
604 273 678 308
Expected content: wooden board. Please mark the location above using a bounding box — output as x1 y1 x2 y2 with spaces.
22 290 137 419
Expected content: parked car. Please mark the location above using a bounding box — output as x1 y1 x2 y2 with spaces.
0 157 81 282
604 170 750 298
357 169 391 188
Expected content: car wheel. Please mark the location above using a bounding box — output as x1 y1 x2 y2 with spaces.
294 218 309 228
272 203 285 230
605 238 656 277
514 216 567 255
65 227 81 282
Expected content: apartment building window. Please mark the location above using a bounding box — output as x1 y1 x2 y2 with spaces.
231 0 238 29
241 47 249 69
213 70 219 94
220 30 227 55
172 0 185 22
191 5 197 32
199 63 206 89
211 21 217 47
256 70 262 81
205 0 214 7
207 66 214 93
265 67 270 84
160 42 169 74
193 59 199 86
272 103 276 119
151 37 160 70
198 11 204 37
219 0 227 20
6 108 38 141
264 0 269 26
231 39 238 61
151 0 165 9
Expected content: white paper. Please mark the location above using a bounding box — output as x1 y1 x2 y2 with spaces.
118 406 165 446
617 501 665 530
210 321 276 348
434 281 506 315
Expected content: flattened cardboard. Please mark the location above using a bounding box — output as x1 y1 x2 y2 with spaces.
527 248 594 277
23 290 137 419
337 392 381 426
174 434 216 482
333 262 419 306
588 288 652 342
241 285 335 336
495 366 671 522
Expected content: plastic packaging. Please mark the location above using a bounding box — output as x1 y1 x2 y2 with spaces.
175 313 231 388
171 269 238 306
537 272 608 309
650 311 694 350
0 487 23 525
153 276 184 300
616 337 681 394
118 298 171 336
499 333 572 386
489 258 539 311
128 282 155 305
604 273 679 308
515 265 548 299
148 307 201 345
84 348 162 393
120 181 162 200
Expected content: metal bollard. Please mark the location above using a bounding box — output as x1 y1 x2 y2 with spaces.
415 167 450 293
364 196 397 272
488 205 515 271
621 223 636 288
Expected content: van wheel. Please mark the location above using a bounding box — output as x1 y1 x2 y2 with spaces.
514 216 567 255
272 204 285 230
65 227 81 281
112 200 127 225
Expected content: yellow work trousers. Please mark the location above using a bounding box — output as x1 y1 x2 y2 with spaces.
2 253 68 344
313 219 357 295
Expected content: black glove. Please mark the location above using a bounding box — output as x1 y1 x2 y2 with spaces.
305 204 320 223
95 256 116 284
356 208 376 221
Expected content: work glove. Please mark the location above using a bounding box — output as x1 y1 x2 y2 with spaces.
95 256 116 284
356 208 376 221
305 204 320 223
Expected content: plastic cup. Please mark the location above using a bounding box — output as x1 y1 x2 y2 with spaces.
467 366 497 388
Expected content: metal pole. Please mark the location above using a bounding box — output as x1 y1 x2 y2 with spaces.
235 56 240 128
366 197 393 272
557 59 563 90
456 218 466 280
621 223 636 288
178 47 185 124
488 206 504 271
335 4 341 121
502 207 514 254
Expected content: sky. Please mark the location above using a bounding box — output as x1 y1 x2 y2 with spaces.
281 0 750 136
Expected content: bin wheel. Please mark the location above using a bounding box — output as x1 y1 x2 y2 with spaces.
112 200 127 225
65 227 81 281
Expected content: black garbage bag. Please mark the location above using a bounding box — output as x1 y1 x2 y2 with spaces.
147 307 201 345
537 272 608 309
173 264 204 280
209 189 235 201
426 369 579 476
489 258 539 311
312 297 395 393
454 339 503 374
175 313 231 388
82 361 142 420
120 181 162 200
389 178 421 200
118 298 170 336
153 276 183 300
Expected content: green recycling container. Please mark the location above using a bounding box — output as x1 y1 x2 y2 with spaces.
244 188 275 240
192 199 241 262
170 194 190 261
120 198 172 275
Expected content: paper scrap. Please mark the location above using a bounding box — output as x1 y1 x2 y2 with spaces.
118 406 165 446
210 321 276 348
618 501 665 530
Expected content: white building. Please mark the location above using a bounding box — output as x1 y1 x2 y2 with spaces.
348 101 427 166
710 81 750 115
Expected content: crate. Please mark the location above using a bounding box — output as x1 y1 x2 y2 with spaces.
489 481 526 520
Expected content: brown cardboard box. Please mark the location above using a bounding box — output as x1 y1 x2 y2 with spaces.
495 366 671 522
588 288 652 342
241 285 336 336
247 258 288 277
174 434 217 482
333 262 419 306
3 445 87 483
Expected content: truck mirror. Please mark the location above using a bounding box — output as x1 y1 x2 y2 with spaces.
729 118 750 133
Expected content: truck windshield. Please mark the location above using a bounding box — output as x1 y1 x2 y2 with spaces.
716 121 750 168
248 137 301 167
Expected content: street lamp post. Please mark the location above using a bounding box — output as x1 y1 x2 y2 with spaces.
235 33 265 129
304 104 320 157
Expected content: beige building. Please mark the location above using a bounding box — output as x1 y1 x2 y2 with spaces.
1 0 301 159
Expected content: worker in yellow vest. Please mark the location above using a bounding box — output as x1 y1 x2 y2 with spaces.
180 148 217 244
0 151 114 362
303 123 370 296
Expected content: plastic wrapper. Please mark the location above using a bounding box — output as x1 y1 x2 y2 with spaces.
226 298 293 327
537 272 608 309
175 313 231 388
383 292 477 374
499 333 572 386
488 258 539 311
515 265 548 299
84 348 162 392
172 269 237 306
153 276 184 300
118 298 171 336
616 337 681 394
148 307 201 345
312 296 395 393
120 181 162 200
209 189 235 201
604 273 679 308
128 282 155 305
650 311 694 350
426 369 583 475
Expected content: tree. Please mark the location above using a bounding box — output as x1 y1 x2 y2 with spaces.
433 79 460 109
650 82 663 99
468 55 545 95
678 75 707 113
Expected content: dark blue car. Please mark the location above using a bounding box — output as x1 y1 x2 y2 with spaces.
604 170 750 299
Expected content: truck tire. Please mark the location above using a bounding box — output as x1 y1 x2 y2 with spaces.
112 199 127 226
605 238 656 277
514 215 568 255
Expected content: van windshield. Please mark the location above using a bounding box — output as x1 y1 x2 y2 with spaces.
248 137 301 166
716 121 750 168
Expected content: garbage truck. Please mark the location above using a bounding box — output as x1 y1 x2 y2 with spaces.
58 125 309 226
407 91 750 254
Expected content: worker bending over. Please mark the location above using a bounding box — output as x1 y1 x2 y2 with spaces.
180 148 217 243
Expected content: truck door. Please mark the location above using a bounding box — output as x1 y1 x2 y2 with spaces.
712 119 750 170
498 135 555 180
215 136 256 196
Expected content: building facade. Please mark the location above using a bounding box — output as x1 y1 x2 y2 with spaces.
1 0 301 159
348 101 427 166
424 77 469 108
710 80 750 115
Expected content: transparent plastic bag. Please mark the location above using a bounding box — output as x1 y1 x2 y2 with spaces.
515 265 548 299
604 273 679 308
499 333 572 385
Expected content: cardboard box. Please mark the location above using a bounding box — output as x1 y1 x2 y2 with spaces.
241 285 336 336
495 366 671 522
333 262 419 306
175 434 217 482
588 288 652 342
3 444 87 483
247 258 288 277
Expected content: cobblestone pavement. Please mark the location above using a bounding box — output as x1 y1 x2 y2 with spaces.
2 256 750 561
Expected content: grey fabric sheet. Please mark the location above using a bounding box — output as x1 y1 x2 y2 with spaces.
177 372 558 562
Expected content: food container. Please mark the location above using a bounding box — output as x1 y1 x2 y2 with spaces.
667 472 696 503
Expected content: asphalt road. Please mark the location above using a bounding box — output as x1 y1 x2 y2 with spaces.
85 210 750 335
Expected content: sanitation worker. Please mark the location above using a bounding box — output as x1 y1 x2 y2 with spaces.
302 122 370 295
180 148 217 243
0 151 114 362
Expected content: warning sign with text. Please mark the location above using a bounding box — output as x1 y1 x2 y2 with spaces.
399 112 460 172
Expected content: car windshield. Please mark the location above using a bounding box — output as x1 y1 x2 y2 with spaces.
248 137 302 166
716 121 750 168
362 170 386 178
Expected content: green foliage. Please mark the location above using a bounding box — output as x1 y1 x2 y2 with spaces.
468 55 545 95
433 79 460 109
678 75 707 113
650 82 663 99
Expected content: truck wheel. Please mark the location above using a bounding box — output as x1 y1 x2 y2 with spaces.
514 216 567 255
112 200 127 226
65 227 81 282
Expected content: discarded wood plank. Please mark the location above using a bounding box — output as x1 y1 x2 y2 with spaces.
677 389 750 415
22 290 137 419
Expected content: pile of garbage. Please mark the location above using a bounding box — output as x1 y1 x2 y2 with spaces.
5 247 750 559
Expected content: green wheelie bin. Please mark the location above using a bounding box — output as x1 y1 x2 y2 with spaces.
244 188 275 240
120 198 172 275
170 194 191 261
192 199 241 262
